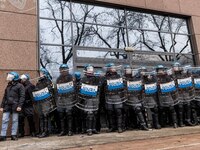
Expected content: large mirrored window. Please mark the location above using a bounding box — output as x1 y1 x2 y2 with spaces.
39 0 194 70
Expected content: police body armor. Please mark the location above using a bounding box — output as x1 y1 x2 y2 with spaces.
56 74 76 110
33 77 56 116
157 74 177 107
76 75 100 112
174 71 195 103
125 75 143 107
104 72 126 105
142 73 158 108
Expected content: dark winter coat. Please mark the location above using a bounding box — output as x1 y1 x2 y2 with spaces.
22 80 35 116
1 81 25 113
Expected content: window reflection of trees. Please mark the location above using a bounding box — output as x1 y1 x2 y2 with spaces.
39 0 193 67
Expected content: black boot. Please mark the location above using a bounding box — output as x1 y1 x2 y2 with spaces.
116 109 123 133
67 113 73 136
58 120 66 136
87 129 92 136
58 112 66 136
38 117 49 138
27 116 36 137
192 109 198 125
92 112 99 134
178 104 185 127
0 136 6 142
107 111 115 132
86 114 93 136
18 114 25 138
171 108 178 128
11 135 18 141
185 104 194 126
138 112 149 131
152 113 161 129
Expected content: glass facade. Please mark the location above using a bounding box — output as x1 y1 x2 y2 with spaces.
39 0 194 73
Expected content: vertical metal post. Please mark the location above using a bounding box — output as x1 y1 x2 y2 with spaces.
124 9 132 67
168 16 176 63
69 0 76 70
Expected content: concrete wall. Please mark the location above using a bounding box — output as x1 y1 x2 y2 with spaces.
0 0 38 135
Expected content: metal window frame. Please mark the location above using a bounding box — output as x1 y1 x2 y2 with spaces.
38 0 195 69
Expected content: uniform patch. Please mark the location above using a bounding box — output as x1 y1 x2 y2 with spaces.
33 87 51 101
144 83 157 94
107 78 124 91
127 80 142 91
57 81 74 94
80 83 98 96
194 78 200 88
160 81 176 93
177 77 193 89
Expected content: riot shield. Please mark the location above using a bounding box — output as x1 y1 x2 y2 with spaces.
33 87 56 116
76 83 100 112
56 81 77 109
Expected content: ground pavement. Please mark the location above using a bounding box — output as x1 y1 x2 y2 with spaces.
1 126 200 150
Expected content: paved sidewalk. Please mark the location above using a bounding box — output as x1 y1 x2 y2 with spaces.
1 126 200 150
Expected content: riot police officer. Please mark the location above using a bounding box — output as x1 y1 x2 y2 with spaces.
18 74 36 137
156 65 178 128
76 64 100 136
141 67 161 129
33 68 56 138
124 65 148 130
56 64 76 136
172 62 194 126
103 63 126 133
190 67 200 125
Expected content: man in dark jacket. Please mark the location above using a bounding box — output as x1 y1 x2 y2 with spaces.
18 74 36 137
0 72 25 141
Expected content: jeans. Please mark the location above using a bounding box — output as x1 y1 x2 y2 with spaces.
0 112 19 136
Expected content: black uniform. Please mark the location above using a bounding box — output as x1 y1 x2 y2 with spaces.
33 77 56 138
142 73 161 129
157 73 177 128
56 73 76 136
173 70 194 126
18 80 36 137
124 73 148 130
104 71 126 133
76 75 100 135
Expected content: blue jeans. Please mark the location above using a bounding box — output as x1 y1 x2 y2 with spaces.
0 112 19 136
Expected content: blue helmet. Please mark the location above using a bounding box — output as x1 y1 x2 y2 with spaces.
24 74 30 80
156 65 165 71
20 74 30 81
124 65 131 69
95 70 103 76
74 72 81 80
40 68 52 80
173 62 181 67
124 65 132 74
157 65 164 69
84 64 94 74
59 64 69 70
105 63 115 68
9 72 19 81
173 62 182 71
84 64 92 70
